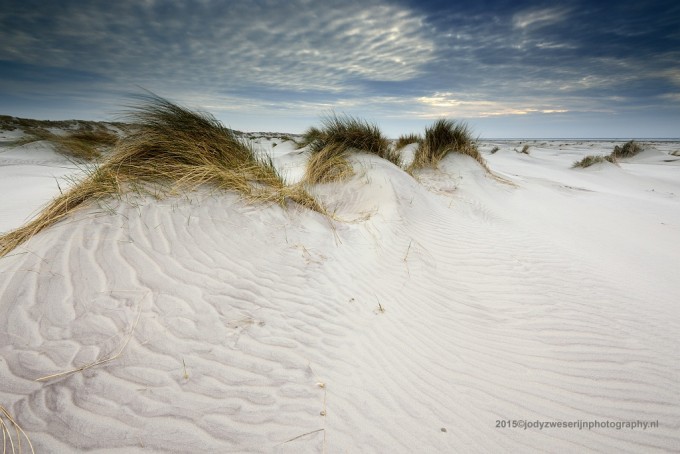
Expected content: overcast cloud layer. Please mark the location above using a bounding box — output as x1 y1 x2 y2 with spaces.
1 0 679 137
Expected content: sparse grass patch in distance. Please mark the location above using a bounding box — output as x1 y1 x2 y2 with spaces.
572 155 616 168
0 94 324 257
0 115 17 131
296 126 324 151
394 133 422 150
611 140 643 159
490 146 500 154
519 144 530 154
408 119 489 172
298 114 401 184
16 126 118 161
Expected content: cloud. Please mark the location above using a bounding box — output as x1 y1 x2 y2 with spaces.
415 92 570 118
0 0 435 93
660 93 680 103
512 7 571 30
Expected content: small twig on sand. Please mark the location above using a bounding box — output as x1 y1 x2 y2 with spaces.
375 295 385 314
182 358 189 380
278 428 325 446
403 240 412 262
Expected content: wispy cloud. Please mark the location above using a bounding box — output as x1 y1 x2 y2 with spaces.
0 0 435 93
512 7 571 30
416 92 570 118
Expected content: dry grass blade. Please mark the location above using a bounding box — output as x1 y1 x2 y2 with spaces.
0 404 35 454
36 291 145 382
0 167 120 257
278 428 325 445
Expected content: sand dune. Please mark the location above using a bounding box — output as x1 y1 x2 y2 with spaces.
1 134 679 452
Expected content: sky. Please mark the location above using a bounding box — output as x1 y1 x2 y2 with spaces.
1 0 679 138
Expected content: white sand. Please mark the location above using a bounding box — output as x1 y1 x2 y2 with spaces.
1 132 679 452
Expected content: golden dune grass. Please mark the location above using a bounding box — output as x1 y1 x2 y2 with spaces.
0 94 323 257
299 114 402 184
408 119 489 172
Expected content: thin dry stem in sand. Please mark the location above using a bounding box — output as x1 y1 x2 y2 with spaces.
182 358 189 381
299 114 402 184
403 240 412 262
1 405 35 454
279 428 325 446
16 127 118 161
408 119 490 173
0 94 325 257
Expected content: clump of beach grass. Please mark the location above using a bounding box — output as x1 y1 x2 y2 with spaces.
394 133 422 150
16 127 118 161
490 146 500 154
572 154 617 168
519 144 530 154
296 126 324 151
298 114 401 184
304 142 355 184
0 94 323 257
611 140 643 159
408 119 489 172
573 140 645 169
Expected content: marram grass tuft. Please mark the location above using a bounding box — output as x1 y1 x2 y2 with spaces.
0 94 324 257
408 119 489 172
299 114 401 184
